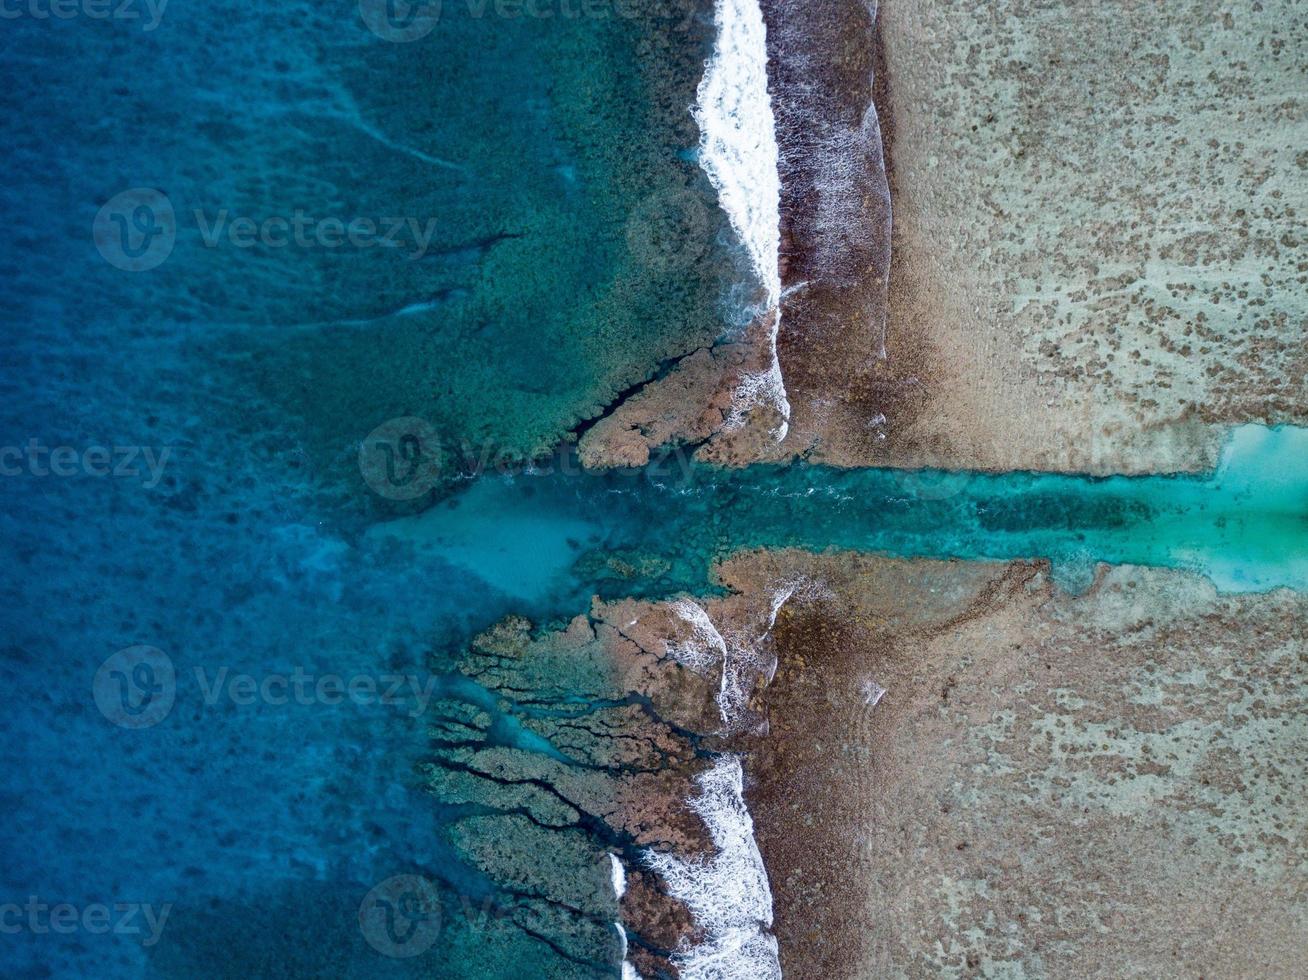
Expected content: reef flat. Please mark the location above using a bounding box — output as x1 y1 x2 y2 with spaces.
414 538 1308 978
734 551 1308 978
380 423 1306 975
857 0 1308 474
580 0 1308 475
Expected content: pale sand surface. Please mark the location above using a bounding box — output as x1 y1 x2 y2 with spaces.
722 551 1307 978
573 8 1308 966
852 0 1308 474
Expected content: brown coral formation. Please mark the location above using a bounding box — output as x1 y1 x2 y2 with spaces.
426 580 813 976
577 344 742 471
425 600 724 976
577 317 799 471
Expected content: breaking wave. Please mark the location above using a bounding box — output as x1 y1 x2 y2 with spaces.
610 852 628 898
650 587 826 978
645 755 781 980
694 0 790 439
613 854 646 978
669 598 731 678
669 598 777 730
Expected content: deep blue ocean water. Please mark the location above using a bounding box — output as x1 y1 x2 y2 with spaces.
0 3 722 976
1 2 1305 979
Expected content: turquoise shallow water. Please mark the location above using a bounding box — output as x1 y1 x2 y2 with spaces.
364 423 1307 976
378 424 1308 611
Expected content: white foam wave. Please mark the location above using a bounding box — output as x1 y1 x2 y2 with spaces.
610 852 627 898
766 583 795 629
727 353 790 441
669 599 730 676
645 756 781 980
654 595 812 977
860 677 887 706
616 922 646 979
614 857 644 978
766 575 833 626
670 599 771 730
695 0 790 439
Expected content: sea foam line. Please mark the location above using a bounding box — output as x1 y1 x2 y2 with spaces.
694 0 790 440
612 854 649 978
652 600 784 978
669 598 768 730
645 755 781 980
